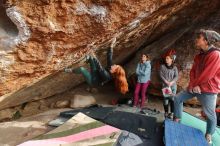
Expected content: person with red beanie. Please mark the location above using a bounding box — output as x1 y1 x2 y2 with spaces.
160 49 178 119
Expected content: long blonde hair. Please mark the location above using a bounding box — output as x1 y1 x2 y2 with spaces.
112 66 129 94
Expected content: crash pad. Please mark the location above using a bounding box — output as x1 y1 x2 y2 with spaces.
52 106 164 146
18 113 121 146
181 112 220 146
60 106 114 120
59 106 157 139
165 119 208 146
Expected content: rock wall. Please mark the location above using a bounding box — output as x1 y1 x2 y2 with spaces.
0 0 219 110
0 0 166 96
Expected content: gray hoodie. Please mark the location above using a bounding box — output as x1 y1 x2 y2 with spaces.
159 64 178 87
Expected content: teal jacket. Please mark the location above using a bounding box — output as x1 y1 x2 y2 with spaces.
136 61 151 83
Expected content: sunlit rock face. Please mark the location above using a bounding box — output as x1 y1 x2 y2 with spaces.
0 0 219 110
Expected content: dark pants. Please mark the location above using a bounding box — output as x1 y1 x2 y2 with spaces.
74 48 112 86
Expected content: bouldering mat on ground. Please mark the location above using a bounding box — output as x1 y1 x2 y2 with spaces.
60 106 114 120
181 112 220 146
165 119 208 146
104 111 156 139
59 106 157 139
18 113 121 146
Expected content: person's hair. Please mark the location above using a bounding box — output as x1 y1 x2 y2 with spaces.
165 55 173 61
142 54 150 61
195 29 209 44
163 55 177 69
112 66 129 94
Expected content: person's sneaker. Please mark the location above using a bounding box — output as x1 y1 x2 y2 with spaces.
168 113 174 120
140 109 149 115
164 112 169 118
64 68 72 73
205 134 212 145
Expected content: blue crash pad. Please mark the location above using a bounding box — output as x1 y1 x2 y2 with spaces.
165 120 208 146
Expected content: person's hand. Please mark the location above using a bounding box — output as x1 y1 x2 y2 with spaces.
167 82 171 87
193 86 201 94
170 81 175 86
165 80 169 86
166 81 172 87
110 65 119 74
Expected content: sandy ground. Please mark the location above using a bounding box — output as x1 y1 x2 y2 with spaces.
0 83 203 146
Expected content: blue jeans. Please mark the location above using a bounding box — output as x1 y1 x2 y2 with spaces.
174 90 217 135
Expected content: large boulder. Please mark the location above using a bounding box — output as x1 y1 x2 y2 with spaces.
0 108 16 121
0 0 219 110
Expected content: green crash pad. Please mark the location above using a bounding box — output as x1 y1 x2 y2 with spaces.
181 112 220 146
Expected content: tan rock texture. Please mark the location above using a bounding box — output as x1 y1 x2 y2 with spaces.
0 0 219 110
55 100 70 108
